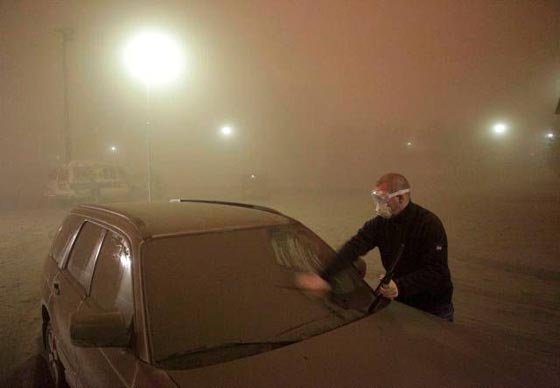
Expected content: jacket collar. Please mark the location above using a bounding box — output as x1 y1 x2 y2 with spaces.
390 201 416 225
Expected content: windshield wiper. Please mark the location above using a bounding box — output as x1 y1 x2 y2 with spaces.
273 314 343 340
159 340 296 364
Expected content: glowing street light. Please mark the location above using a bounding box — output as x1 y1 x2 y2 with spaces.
123 30 184 88
109 145 118 152
492 122 508 136
546 132 555 140
123 29 184 201
220 125 234 138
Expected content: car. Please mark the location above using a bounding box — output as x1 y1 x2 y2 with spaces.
44 160 133 204
41 200 550 387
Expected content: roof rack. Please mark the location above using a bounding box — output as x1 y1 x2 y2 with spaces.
169 199 284 216
76 203 146 230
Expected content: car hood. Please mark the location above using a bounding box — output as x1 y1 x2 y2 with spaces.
165 303 554 388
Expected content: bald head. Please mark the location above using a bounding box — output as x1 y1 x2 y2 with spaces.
376 173 410 194
373 173 411 217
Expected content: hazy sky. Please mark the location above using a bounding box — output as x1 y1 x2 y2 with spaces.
1 0 559 200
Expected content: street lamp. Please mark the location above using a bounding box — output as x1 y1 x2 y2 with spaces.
123 29 184 201
220 125 234 138
492 122 508 136
110 145 118 152
123 30 183 87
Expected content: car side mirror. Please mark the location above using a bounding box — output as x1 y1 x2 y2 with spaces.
70 310 131 347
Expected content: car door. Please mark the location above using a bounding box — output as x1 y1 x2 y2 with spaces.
52 221 105 386
73 229 137 388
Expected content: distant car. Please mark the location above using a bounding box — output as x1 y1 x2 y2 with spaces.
44 160 132 204
41 201 543 388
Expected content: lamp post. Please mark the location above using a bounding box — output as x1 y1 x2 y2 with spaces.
55 28 73 163
123 30 183 201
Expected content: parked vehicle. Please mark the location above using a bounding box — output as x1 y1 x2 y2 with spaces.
44 160 132 204
41 200 548 387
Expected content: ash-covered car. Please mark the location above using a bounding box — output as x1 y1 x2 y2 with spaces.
44 160 133 204
41 201 550 387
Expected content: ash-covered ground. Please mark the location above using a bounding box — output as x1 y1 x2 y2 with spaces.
1 184 559 385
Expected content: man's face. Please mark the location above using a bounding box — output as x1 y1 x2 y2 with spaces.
373 182 405 217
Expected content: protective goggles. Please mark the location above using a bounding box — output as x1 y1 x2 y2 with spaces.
370 188 410 204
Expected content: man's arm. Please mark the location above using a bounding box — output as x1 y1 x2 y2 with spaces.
320 219 379 281
394 216 449 297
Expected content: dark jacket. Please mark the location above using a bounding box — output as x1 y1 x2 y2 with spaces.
321 201 453 314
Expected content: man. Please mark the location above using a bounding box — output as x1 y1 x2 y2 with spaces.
297 173 454 321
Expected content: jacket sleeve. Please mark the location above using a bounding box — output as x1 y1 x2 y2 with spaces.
320 219 378 280
395 216 449 297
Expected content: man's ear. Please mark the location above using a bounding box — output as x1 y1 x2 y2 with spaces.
398 194 408 206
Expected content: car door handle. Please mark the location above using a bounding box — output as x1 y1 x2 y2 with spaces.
53 282 61 295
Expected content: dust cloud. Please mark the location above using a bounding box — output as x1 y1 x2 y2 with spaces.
1 0 559 385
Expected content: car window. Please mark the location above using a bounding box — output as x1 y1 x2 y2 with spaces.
50 215 84 265
90 231 133 322
66 222 105 292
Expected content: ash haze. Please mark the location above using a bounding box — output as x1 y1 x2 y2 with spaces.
1 0 559 200
1 0 559 385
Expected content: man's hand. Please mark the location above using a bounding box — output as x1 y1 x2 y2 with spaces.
378 275 399 299
294 272 332 297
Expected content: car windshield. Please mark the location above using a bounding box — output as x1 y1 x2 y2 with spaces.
142 224 371 368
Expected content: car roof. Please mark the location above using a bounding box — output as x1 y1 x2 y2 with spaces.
73 201 295 239
66 160 117 168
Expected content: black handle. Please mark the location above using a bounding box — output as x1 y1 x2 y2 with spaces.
368 243 405 313
53 282 60 295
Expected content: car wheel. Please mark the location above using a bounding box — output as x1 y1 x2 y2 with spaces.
44 322 68 388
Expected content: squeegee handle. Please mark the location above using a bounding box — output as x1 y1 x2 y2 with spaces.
368 244 405 312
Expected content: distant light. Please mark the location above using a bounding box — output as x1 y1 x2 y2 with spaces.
250 174 256 179
123 30 184 87
110 145 118 152
220 125 233 137
492 123 508 135
406 142 413 147
546 132 555 140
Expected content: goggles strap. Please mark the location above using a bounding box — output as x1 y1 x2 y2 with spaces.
387 188 410 199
